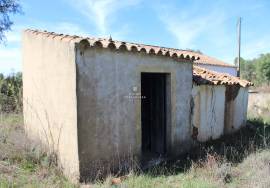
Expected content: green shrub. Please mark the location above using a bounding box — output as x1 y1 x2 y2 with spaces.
0 72 22 113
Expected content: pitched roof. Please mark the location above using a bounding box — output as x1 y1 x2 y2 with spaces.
24 29 200 62
25 29 237 68
193 66 253 87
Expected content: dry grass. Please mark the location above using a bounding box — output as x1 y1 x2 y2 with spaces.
89 117 270 188
0 113 75 188
0 113 270 188
90 150 270 188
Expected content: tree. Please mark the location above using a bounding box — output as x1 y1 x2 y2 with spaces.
234 57 255 81
239 53 270 86
0 0 21 41
243 60 256 81
256 54 270 85
0 72 22 112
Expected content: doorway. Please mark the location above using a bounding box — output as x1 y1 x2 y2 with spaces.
141 73 167 157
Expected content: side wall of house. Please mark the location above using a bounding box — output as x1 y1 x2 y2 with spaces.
22 32 79 182
192 85 225 142
76 48 193 179
224 86 249 133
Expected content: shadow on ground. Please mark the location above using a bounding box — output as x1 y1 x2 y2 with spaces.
144 118 270 177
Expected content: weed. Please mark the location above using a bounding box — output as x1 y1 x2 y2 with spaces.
91 117 270 187
0 113 77 188
1 113 270 187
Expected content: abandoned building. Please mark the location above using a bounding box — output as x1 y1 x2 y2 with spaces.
22 29 252 182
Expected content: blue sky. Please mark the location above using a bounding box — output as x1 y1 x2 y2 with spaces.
1 0 270 74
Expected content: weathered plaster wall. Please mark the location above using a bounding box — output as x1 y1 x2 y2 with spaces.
192 85 225 142
197 64 237 76
224 86 249 134
22 32 79 182
76 47 193 179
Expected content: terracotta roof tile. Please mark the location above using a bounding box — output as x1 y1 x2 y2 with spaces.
25 29 237 68
24 29 200 62
193 66 253 87
24 29 249 87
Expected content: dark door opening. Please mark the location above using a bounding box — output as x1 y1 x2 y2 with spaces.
141 73 167 157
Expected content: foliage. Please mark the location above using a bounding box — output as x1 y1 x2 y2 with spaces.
0 0 21 41
256 54 270 84
237 53 270 86
0 72 22 112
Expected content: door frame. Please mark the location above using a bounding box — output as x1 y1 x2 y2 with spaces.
140 72 171 157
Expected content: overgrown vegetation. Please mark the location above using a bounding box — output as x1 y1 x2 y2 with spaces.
92 117 270 188
1 113 269 187
0 113 74 187
0 72 22 113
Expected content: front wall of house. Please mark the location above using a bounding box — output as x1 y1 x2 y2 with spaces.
76 48 193 179
22 32 79 182
192 85 225 142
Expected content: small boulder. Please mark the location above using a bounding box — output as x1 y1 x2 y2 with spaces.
111 177 121 185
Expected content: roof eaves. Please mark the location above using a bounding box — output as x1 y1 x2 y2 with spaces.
25 29 200 62
193 66 253 87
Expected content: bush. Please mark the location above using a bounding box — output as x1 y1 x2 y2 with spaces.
0 72 22 113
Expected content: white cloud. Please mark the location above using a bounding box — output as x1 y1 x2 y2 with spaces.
1 25 25 44
69 0 141 35
162 15 209 48
0 47 21 74
5 31 21 43
0 26 23 74
156 1 269 64
157 5 227 49
243 37 270 59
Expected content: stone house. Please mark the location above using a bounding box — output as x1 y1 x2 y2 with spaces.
22 29 251 182
23 29 201 182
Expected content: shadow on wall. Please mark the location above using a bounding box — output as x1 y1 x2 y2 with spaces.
143 118 270 177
